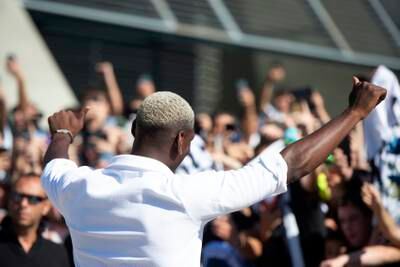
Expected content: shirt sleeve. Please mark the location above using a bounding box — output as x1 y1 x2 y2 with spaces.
41 159 78 211
172 151 288 222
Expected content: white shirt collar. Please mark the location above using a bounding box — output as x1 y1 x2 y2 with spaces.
107 154 174 175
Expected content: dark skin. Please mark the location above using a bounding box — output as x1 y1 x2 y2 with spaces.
44 77 386 184
281 77 385 182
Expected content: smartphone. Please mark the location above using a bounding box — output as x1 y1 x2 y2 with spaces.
292 86 315 110
137 73 153 83
236 79 249 92
235 79 250 100
291 87 312 101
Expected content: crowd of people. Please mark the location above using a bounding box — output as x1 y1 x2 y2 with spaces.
0 55 399 267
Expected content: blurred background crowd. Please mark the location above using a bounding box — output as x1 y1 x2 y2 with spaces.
1 0 400 266
0 56 400 267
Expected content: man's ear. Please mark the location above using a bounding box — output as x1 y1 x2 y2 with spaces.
177 131 185 156
131 119 137 137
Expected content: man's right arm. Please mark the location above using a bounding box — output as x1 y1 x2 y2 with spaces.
281 77 386 183
174 77 386 222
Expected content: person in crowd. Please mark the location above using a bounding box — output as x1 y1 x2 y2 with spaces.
320 182 400 267
96 62 124 117
0 75 12 152
362 183 400 248
176 115 215 175
196 113 213 140
7 56 46 143
324 229 346 260
202 214 261 267
236 80 258 146
96 61 156 153
0 174 70 267
362 65 400 223
79 89 126 168
210 112 249 170
42 206 69 244
126 74 156 118
0 181 9 222
5 56 47 181
339 187 374 251
259 62 287 114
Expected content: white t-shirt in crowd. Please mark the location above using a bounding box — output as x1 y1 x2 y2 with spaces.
363 65 400 160
41 152 288 267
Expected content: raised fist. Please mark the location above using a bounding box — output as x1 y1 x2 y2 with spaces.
348 77 387 119
48 107 89 138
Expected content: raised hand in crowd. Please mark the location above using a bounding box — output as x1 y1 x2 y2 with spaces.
259 63 286 111
362 183 400 248
311 90 331 123
237 84 258 143
96 61 124 116
361 183 382 213
6 56 29 110
6 55 23 77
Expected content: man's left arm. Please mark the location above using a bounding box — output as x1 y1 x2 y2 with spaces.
42 108 89 210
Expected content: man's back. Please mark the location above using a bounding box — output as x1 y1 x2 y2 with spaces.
42 150 288 267
45 155 205 267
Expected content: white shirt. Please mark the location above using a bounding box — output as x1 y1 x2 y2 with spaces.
364 65 400 159
41 151 288 267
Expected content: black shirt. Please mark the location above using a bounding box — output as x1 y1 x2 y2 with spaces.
289 183 326 267
0 217 70 267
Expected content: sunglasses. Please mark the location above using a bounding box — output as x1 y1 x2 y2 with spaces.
10 192 47 205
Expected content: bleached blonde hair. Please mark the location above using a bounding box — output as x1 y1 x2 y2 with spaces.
136 91 194 131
